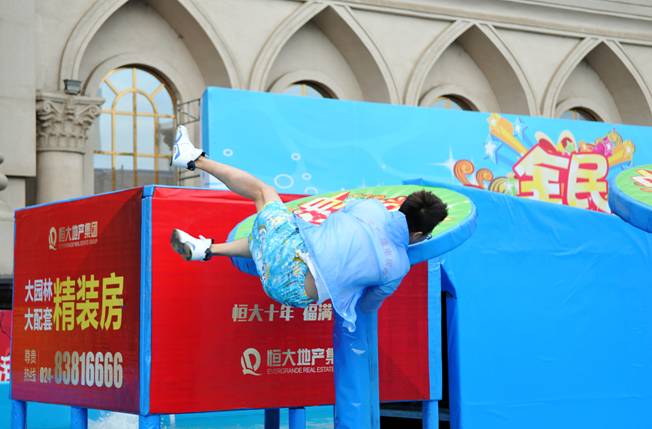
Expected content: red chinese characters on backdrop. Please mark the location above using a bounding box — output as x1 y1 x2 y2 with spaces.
12 189 141 412
513 140 609 212
454 114 635 213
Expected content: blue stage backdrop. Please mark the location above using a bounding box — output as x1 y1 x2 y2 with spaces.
201 87 652 213
201 88 652 429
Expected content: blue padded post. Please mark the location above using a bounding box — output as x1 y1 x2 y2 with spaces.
70 407 88 429
139 415 161 429
140 187 154 415
422 400 439 429
11 400 26 429
333 307 380 429
265 408 280 429
289 407 306 429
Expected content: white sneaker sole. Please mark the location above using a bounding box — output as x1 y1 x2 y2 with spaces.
170 229 193 261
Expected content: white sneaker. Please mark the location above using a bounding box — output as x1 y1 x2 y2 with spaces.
171 125 204 170
170 228 212 261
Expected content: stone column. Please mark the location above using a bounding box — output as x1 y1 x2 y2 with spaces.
0 153 12 276
35 91 103 203
0 154 10 224
0 154 8 198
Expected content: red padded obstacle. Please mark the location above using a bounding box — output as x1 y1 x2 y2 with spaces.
12 186 435 415
149 187 432 412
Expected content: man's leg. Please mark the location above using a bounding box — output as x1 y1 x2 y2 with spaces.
195 157 280 212
170 127 274 262
192 157 318 298
209 237 251 257
170 154 277 260
192 157 275 258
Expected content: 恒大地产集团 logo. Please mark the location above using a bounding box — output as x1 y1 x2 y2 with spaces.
241 348 261 376
48 221 99 251
48 227 57 250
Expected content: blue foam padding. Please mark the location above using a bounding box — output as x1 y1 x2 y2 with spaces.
14 187 142 213
10 400 25 429
440 185 652 429
70 406 88 429
333 309 379 429
139 414 161 429
139 186 154 415
199 88 652 428
288 407 306 429
422 400 439 429
609 174 652 233
427 259 442 400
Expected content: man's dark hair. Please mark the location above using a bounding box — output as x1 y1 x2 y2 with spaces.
399 190 448 234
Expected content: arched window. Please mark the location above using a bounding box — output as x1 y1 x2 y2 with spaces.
560 107 601 122
283 81 335 98
94 66 176 193
431 95 476 111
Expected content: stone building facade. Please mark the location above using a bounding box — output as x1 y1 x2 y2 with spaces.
2 0 652 301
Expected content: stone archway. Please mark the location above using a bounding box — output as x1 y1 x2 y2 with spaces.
406 22 536 114
250 3 399 103
543 39 652 125
59 0 240 92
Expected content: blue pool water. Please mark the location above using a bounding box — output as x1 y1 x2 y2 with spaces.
1 384 334 429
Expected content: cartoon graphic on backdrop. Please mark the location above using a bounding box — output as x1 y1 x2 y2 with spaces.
203 89 652 213
453 114 635 212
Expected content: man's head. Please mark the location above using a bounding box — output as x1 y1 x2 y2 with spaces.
399 190 448 244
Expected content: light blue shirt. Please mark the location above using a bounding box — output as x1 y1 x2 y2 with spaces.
296 199 411 331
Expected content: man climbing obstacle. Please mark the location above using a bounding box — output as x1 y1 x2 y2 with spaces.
169 125 447 330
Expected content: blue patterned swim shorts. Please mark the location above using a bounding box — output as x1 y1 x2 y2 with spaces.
249 201 314 308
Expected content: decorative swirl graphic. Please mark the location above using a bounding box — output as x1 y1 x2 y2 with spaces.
454 160 475 187
475 168 494 189
454 160 494 190
487 176 518 196
488 177 507 193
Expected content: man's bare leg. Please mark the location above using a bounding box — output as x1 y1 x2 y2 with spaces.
194 156 280 212
196 156 318 299
209 238 317 299
173 133 317 300
189 155 278 260
210 238 251 257
304 273 317 301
